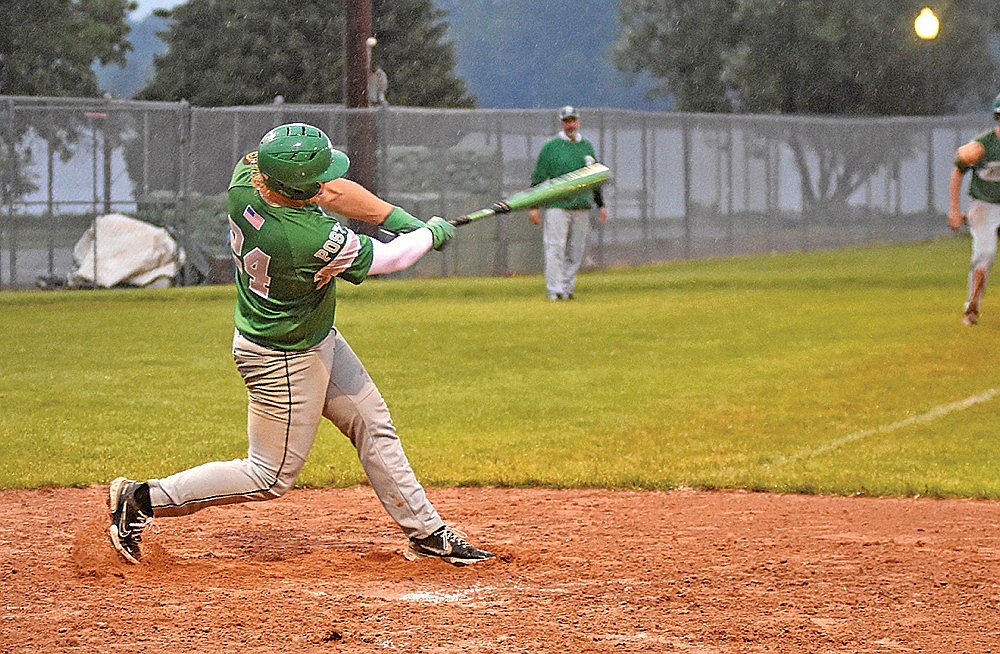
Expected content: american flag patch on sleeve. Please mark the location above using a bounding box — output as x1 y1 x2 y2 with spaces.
243 205 265 230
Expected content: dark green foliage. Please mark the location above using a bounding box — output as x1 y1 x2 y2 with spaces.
371 0 475 107
0 0 135 206
0 140 37 209
613 0 739 112
0 0 135 97
615 0 1000 115
137 0 473 107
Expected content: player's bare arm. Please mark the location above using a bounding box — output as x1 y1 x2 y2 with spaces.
313 178 395 223
948 167 967 231
950 140 986 231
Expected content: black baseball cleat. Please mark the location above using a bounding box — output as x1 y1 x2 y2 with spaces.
404 526 495 566
108 477 153 564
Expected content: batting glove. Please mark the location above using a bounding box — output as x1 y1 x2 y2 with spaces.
425 216 455 251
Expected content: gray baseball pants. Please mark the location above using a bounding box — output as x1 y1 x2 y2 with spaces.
147 329 444 539
543 207 591 298
966 199 1000 310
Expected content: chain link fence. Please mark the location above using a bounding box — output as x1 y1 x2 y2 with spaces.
0 96 985 289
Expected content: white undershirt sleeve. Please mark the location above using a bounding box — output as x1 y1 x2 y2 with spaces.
368 228 434 275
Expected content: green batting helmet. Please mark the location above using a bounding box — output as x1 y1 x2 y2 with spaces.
257 123 350 200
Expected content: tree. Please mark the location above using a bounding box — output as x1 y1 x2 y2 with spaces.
0 0 135 97
614 0 1000 209
370 0 473 107
614 0 999 116
0 0 135 210
613 0 740 113
138 0 474 107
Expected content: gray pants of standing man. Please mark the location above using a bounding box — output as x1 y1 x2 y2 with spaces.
543 207 591 300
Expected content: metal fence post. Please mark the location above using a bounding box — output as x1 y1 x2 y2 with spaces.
926 124 935 214
102 102 113 214
1 98 13 287
640 114 650 260
493 112 508 275
681 115 692 259
47 138 54 276
178 99 192 283
596 110 606 268
726 117 735 255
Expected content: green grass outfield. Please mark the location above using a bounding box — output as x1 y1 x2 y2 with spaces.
1 238 997 498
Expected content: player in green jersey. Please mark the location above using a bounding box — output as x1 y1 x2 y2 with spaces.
949 93 1000 325
528 106 608 301
109 123 494 566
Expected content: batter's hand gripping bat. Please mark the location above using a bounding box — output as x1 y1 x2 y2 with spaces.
446 162 611 227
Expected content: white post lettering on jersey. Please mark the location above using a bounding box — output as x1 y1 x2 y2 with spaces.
314 225 348 263
314 232 362 289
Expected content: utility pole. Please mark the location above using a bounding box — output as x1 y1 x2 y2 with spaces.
344 0 378 235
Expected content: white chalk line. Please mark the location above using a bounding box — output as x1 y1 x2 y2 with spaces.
767 388 998 467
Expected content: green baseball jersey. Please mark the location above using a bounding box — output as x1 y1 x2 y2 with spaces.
957 129 1000 204
531 134 599 209
226 152 374 350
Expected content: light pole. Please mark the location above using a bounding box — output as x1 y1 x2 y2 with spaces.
915 7 939 213
914 7 939 112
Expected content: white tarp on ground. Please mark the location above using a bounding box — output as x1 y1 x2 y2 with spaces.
69 213 186 288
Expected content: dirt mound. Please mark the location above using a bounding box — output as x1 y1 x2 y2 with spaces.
2 486 997 653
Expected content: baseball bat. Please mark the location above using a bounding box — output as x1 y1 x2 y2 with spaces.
376 163 611 240
447 162 611 226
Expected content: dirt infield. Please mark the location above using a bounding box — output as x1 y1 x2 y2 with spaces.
1 486 997 653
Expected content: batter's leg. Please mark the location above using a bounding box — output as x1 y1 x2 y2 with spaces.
322 331 443 539
148 331 329 516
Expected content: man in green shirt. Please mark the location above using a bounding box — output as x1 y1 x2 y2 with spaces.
528 105 608 300
949 93 1000 325
109 123 494 566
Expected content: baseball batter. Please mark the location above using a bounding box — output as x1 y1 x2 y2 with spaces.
528 105 608 301
949 93 1000 325
109 123 494 566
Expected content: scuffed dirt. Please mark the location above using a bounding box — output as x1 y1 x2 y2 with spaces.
1 486 998 653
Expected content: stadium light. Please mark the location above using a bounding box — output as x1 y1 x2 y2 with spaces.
914 7 939 40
